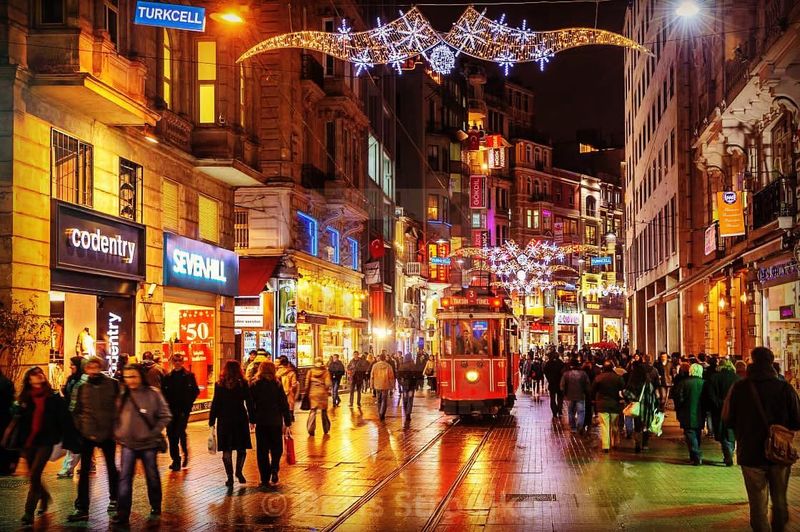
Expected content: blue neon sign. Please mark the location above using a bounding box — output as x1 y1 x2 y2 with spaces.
134 1 206 32
590 256 613 266
348 237 359 271
297 212 318 257
163 233 238 296
326 227 340 264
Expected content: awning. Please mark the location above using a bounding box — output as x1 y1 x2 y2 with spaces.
238 257 281 296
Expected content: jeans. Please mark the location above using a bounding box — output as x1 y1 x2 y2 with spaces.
633 417 650 448
567 400 586 431
683 428 702 463
402 387 416 419
349 376 363 406
254 425 283 483
307 409 330 435
23 445 52 516
377 390 390 419
598 413 619 450
167 410 189 465
741 464 791 532
719 428 735 464
77 438 118 511
117 446 160 519
332 377 342 406
59 450 80 475
549 389 563 417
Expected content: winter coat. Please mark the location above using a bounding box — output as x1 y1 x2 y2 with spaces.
114 387 171 450
304 366 332 409
560 369 590 401
370 360 395 391
161 369 200 415
673 376 705 429
12 392 67 448
543 358 566 390
703 368 740 438
209 382 253 451
275 365 299 408
591 372 625 413
328 360 345 381
723 364 800 467
142 361 164 388
397 360 422 389
625 362 660 428
71 374 120 442
249 379 292 428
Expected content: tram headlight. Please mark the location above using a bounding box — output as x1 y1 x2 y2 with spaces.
465 369 480 383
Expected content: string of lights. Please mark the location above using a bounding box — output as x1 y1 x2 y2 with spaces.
236 6 650 76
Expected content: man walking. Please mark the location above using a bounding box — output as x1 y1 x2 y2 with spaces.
370 353 395 421
328 355 345 407
161 354 200 471
397 354 422 422
347 351 365 407
724 347 800 532
544 352 566 419
68 358 120 522
560 359 590 433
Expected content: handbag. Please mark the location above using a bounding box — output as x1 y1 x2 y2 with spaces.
300 394 311 411
207 427 218 454
284 428 296 465
749 381 798 466
126 393 168 453
623 383 646 418
0 416 21 451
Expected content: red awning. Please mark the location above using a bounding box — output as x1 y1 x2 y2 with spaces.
238 257 281 296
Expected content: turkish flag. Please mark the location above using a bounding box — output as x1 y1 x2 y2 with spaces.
369 239 385 259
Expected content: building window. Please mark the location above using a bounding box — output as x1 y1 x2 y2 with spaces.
427 194 439 221
118 159 142 221
526 209 532 228
347 237 359 270
198 195 219 243
554 184 562 203
526 177 532 195
325 121 336 176
234 209 248 249
533 209 540 229
39 0 64 24
104 0 119 48
568 188 575 207
161 30 172 109
297 211 318 256
586 196 596 217
162 180 179 230
323 19 335 75
525 144 532 162
51 130 93 208
324 227 340 264
427 145 439 171
197 41 217 124
585 224 597 245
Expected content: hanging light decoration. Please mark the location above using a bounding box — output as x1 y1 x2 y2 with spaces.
237 7 650 76
487 240 567 294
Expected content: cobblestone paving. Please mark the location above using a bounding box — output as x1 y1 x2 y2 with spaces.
0 388 798 531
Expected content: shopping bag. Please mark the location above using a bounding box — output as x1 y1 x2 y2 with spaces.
49 443 66 462
207 427 217 454
649 411 665 436
623 401 640 418
284 429 296 465
300 394 311 411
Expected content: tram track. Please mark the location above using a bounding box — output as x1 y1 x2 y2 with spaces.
322 416 498 532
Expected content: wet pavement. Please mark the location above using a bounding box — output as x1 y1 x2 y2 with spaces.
1 387 799 531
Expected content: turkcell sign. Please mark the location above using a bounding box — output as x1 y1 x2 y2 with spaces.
163 233 239 296
590 256 613 267
134 1 206 32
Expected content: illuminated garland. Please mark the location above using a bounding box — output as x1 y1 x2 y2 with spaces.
237 6 650 76
487 240 566 294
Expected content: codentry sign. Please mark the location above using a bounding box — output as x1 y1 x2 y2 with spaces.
163 233 239 296
52 201 146 280
134 1 206 32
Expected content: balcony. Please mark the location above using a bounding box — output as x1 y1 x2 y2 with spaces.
193 127 261 186
301 54 324 92
301 164 368 220
154 109 193 152
27 30 158 126
752 175 796 230
468 98 487 118
725 34 755 103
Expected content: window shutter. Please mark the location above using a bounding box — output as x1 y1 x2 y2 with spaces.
198 194 219 243
162 180 179 230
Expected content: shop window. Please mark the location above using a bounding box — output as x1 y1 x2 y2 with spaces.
234 209 248 249
103 0 119 48
348 237 359 270
197 41 217 124
198 194 219 243
297 211 318 256
118 158 142 221
39 0 64 24
51 129 93 208
162 29 172 109
162 179 179 230
325 227 340 264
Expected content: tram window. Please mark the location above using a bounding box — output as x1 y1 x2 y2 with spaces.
454 320 490 356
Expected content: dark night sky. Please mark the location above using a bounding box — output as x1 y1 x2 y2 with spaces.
424 0 628 145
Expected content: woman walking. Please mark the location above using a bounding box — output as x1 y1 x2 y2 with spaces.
11 367 67 525
304 358 332 436
704 358 740 466
57 356 84 479
210 360 253 487
673 363 706 465
113 364 172 525
249 362 292 487
625 355 660 452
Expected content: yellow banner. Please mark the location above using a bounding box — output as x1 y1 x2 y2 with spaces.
717 191 745 237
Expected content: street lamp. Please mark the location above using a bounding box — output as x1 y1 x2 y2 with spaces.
675 1 700 18
210 10 245 24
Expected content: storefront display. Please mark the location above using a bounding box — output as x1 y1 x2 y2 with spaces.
761 269 800 393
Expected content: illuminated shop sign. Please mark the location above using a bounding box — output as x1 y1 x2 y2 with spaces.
134 1 206 32
756 260 798 286
163 233 239 296
52 201 145 280
557 313 580 325
430 256 451 265
590 256 612 266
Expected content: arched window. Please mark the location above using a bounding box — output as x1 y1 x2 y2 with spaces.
162 29 172 109
533 180 541 196
542 180 549 197
586 196 597 217
525 144 532 162
526 177 532 195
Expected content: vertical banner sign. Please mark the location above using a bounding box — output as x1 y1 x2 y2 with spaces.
472 230 484 248
716 191 746 237
96 296 134 377
554 221 564 244
704 224 717 256
179 309 215 349
470 176 486 208
364 261 382 285
278 279 298 326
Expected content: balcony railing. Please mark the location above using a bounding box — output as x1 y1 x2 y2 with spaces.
725 34 755 103
301 163 329 190
301 54 324 90
752 175 796 230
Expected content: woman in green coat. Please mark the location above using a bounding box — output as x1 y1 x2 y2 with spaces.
673 363 706 465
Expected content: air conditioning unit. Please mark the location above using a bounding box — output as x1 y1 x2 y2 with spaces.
405 262 422 276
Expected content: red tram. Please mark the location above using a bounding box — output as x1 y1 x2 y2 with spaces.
436 288 519 416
